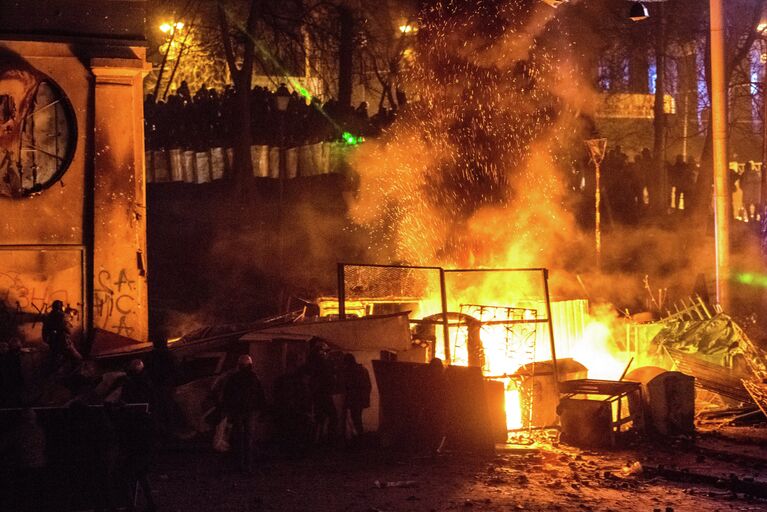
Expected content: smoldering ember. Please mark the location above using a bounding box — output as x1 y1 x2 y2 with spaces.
5 1 767 512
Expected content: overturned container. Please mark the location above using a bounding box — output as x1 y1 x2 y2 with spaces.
625 366 695 436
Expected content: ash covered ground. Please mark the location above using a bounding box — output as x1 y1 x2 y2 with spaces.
152 427 767 512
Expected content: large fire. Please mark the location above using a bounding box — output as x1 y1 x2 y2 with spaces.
342 1 654 435
430 295 631 431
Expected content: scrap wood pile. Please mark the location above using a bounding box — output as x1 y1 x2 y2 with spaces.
651 298 767 424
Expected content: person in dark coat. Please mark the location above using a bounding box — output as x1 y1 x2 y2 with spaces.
1 408 46 512
121 359 153 406
424 357 448 452
669 154 690 210
341 353 371 440
42 300 69 373
146 337 177 438
222 355 265 472
0 338 23 407
273 354 312 457
66 400 118 512
108 402 156 512
305 339 338 445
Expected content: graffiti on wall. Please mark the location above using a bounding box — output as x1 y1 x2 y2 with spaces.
0 267 81 342
0 270 72 312
94 269 136 338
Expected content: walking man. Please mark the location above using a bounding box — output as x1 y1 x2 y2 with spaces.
222 355 265 472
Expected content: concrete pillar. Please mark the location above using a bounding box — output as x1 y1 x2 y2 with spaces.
90 59 150 341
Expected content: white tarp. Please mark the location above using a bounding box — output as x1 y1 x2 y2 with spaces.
241 312 412 352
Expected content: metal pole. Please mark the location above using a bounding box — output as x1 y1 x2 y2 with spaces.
439 269 451 364
653 2 668 213
542 269 560 398
595 160 601 269
710 0 731 311
278 113 286 312
337 263 346 319
762 41 767 212
153 27 177 101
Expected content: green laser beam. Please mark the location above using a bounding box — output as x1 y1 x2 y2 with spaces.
734 272 767 288
217 2 359 144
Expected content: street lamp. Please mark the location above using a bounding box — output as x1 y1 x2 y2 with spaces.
628 2 649 22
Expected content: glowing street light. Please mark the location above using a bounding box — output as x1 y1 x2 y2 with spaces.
159 21 184 34
628 2 649 22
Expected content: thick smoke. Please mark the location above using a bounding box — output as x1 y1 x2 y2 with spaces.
348 0 758 312
350 1 598 292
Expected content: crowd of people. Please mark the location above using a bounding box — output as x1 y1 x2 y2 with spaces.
144 81 395 152
0 329 175 511
0 399 156 511
0 301 374 509
573 146 764 225
213 339 373 471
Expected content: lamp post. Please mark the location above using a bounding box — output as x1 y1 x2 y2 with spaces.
586 138 608 270
761 25 767 217
709 0 730 311
275 84 291 312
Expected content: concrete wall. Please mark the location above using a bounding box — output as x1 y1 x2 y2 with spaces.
0 10 150 345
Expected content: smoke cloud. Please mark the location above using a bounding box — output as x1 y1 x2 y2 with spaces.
346 0 759 313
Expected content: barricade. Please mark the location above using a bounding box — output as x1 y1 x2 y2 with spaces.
210 147 226 181
195 151 211 183
182 150 196 182
169 149 184 182
146 140 357 183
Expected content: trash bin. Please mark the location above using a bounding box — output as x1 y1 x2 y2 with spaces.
626 366 695 436
512 358 587 428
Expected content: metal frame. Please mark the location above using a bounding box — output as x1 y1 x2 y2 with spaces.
336 263 560 387
559 378 644 446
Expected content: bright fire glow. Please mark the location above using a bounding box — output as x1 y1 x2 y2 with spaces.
570 311 627 381
399 24 417 34
434 299 630 432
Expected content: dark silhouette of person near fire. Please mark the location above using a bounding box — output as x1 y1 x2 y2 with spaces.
222 354 265 472
305 338 338 445
341 353 371 443
273 352 313 457
42 300 81 374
